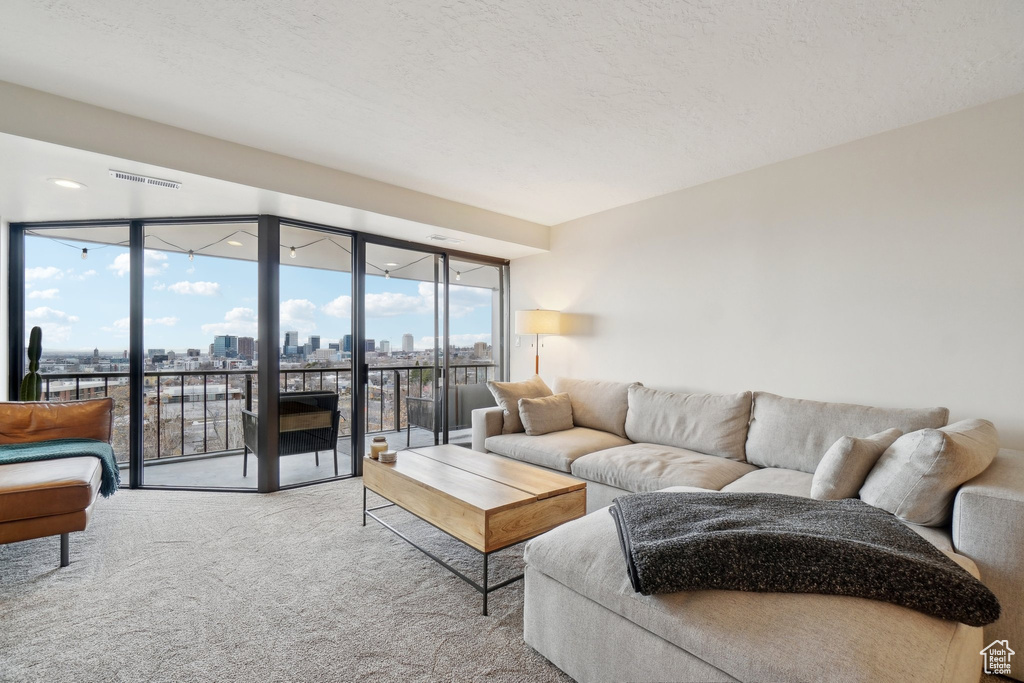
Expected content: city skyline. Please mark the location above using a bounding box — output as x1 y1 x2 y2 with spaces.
24 235 496 353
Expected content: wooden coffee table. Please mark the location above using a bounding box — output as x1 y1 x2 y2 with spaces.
362 444 586 615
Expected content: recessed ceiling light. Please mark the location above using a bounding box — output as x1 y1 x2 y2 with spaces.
49 178 86 189
385 262 399 267
227 240 243 247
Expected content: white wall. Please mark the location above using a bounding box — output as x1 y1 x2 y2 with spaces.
511 93 1024 449
0 217 8 397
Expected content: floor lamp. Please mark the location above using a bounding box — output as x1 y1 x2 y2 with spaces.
515 309 561 375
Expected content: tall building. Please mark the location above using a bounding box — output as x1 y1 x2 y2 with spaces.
186 348 200 357
473 342 489 359
402 333 414 353
213 335 239 358
310 335 320 351
342 335 352 353
365 339 375 352
284 330 299 348
379 340 390 355
237 336 255 359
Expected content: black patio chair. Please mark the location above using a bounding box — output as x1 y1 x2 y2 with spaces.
242 391 342 477
405 383 496 447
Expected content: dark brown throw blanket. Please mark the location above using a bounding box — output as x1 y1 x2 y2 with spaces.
608 491 1000 626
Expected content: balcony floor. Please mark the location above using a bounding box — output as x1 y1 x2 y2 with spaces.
138 427 472 489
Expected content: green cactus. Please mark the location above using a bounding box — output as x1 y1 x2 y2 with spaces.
19 326 43 401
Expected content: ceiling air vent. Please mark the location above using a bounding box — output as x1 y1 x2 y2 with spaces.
426 234 464 245
108 170 181 190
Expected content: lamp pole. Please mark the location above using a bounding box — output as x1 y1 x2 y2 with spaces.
534 333 540 374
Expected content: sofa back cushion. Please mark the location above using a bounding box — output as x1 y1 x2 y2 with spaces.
0 398 115 444
553 377 636 438
746 392 949 473
487 375 552 434
624 385 751 461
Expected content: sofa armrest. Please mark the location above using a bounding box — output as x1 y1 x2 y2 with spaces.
953 448 1024 668
471 407 504 452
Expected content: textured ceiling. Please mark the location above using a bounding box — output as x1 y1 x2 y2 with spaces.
0 1 1022 225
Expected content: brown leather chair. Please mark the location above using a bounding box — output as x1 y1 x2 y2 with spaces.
0 398 114 566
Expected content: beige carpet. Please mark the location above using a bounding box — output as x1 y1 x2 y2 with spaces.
0 481 571 683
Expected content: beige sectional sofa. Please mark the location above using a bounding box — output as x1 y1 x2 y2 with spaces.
471 377 1024 683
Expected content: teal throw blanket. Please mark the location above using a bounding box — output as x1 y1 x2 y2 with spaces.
0 438 120 497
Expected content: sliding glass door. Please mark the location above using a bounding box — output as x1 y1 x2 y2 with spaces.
277 222 355 486
362 242 445 453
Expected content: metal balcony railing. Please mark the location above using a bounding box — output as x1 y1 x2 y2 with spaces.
35 363 496 464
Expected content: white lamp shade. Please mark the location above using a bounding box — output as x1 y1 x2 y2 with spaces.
515 309 561 335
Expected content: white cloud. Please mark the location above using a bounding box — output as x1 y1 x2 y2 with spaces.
321 295 352 318
152 282 166 291
415 282 492 318
27 288 59 300
72 269 97 281
25 266 63 282
416 333 491 350
108 250 168 277
365 291 430 318
281 298 318 333
167 281 221 296
201 307 258 336
106 316 177 332
25 307 80 345
26 307 79 324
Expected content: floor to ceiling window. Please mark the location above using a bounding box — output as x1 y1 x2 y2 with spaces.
278 222 354 486
140 221 260 489
8 216 508 492
363 241 446 450
20 224 132 465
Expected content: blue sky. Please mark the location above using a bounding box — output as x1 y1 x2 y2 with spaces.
24 235 495 353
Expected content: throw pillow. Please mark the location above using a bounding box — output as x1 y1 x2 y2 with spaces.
519 393 574 436
810 428 902 500
486 375 553 434
859 419 999 527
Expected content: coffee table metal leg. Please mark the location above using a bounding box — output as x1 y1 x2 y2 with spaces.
482 553 489 616
363 492 524 616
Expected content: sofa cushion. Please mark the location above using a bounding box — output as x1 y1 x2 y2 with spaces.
553 377 637 438
745 392 949 474
624 386 751 461
571 443 756 493
811 428 903 500
720 468 814 498
519 393 574 436
485 427 630 472
0 398 115 445
860 419 999 527
486 375 552 434
524 508 982 683
0 457 102 523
